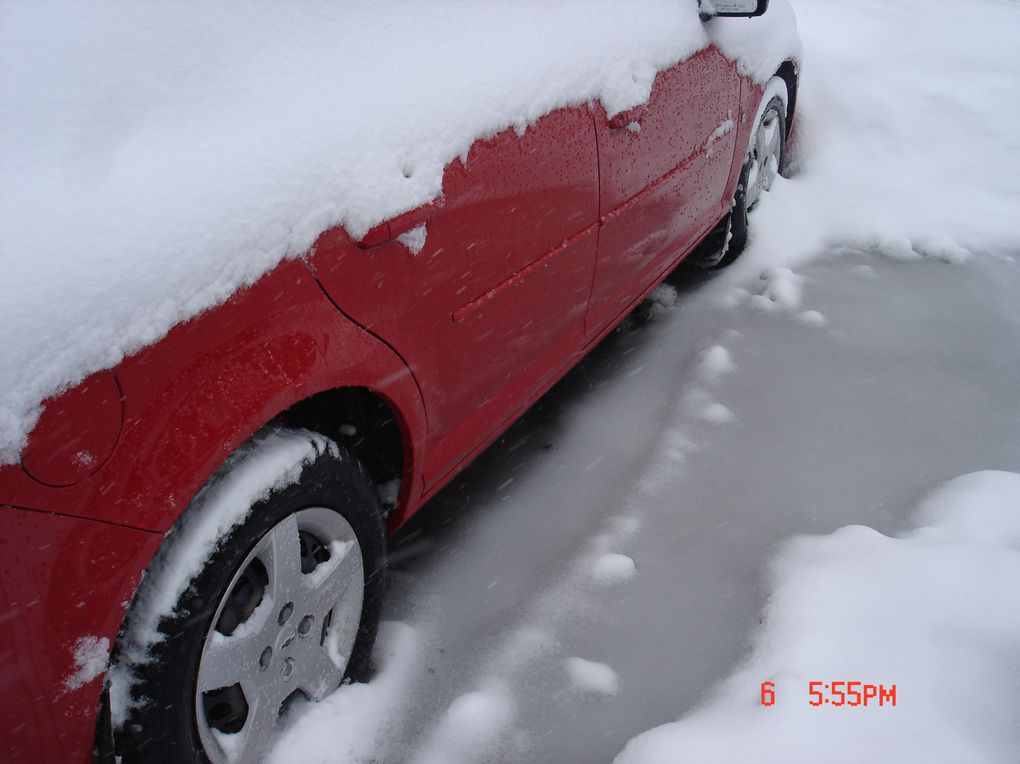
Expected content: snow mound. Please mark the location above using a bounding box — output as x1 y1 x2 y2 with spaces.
615 471 1020 764
796 309 826 327
412 685 514 764
697 345 736 381
591 553 637 585
747 267 804 312
697 402 735 425
0 0 800 465
566 657 620 697
267 621 420 764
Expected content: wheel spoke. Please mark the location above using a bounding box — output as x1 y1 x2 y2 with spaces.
293 643 345 701
302 541 363 622
264 513 304 605
229 691 282 764
323 590 363 673
199 614 272 693
761 116 780 159
760 114 782 192
746 158 761 208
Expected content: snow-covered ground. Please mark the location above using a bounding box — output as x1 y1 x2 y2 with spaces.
268 249 1020 764
265 0 1020 761
6 0 1020 759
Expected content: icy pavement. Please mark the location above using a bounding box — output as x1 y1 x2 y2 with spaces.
264 0 1020 753
268 249 1020 763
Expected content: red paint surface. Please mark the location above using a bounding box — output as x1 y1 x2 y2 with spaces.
0 505 161 764
0 48 792 758
586 47 740 337
21 372 123 488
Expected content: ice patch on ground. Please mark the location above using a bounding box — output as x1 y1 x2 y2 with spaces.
852 264 877 278
615 470 1020 764
565 657 620 697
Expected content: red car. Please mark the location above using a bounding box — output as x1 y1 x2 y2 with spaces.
0 4 798 762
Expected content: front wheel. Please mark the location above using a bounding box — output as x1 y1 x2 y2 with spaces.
107 429 386 764
690 77 789 270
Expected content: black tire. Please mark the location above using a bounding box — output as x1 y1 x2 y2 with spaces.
105 429 386 764
689 91 787 270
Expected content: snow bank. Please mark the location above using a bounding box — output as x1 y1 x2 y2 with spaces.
615 471 1020 764
721 0 1020 288
266 621 420 764
0 0 799 464
412 685 515 764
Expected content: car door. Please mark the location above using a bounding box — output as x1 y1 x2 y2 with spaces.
310 106 599 487
586 46 741 338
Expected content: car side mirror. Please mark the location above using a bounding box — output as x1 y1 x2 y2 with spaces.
699 0 769 19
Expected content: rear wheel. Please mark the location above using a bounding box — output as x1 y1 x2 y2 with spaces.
690 77 788 269
108 429 385 764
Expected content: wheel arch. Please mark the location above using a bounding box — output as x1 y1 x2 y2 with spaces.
273 385 407 514
774 59 799 137
71 259 427 536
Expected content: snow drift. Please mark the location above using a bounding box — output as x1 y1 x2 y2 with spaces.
616 471 1020 764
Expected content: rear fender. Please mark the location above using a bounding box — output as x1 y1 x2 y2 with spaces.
16 259 426 534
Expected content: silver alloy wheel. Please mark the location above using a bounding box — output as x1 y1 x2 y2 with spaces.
195 507 364 764
744 104 783 212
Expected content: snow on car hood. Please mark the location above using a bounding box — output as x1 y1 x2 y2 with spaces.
0 0 800 464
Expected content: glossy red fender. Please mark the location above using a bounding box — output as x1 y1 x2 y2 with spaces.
0 506 162 764
110 258 427 533
0 259 427 763
0 258 427 533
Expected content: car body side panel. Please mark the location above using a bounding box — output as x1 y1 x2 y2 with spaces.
309 106 599 490
113 260 428 533
586 47 740 337
0 505 161 764
722 77 767 215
